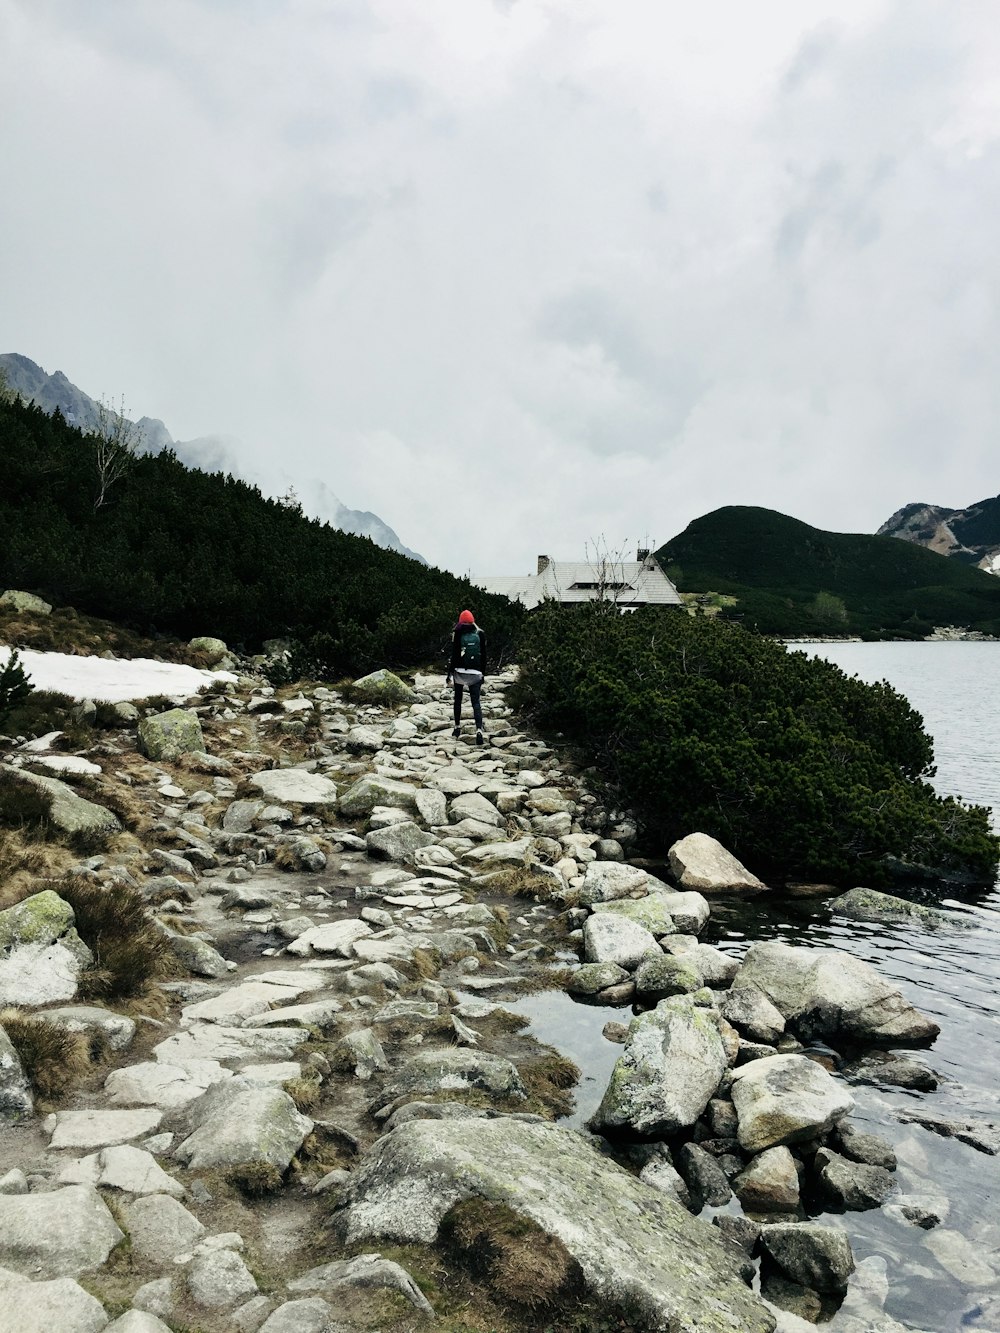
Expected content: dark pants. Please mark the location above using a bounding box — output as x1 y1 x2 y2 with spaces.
453 680 483 730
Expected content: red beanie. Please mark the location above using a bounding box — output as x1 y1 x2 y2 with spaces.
458 610 475 624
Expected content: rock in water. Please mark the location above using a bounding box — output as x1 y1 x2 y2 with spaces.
137 708 206 762
335 1117 775 1332
591 995 729 1136
759 1221 855 1293
667 833 767 894
730 1054 854 1152
733 940 939 1045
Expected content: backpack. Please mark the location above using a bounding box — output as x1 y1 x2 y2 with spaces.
458 628 482 670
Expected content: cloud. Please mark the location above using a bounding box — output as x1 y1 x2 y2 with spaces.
2 0 999 575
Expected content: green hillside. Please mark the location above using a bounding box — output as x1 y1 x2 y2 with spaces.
658 506 1000 638
0 394 521 674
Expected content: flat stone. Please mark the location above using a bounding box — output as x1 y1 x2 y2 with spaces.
365 821 435 861
567 962 630 995
243 999 343 1029
286 919 373 957
248 770 338 807
57 1145 185 1197
590 895 677 936
258 1298 336 1332
173 1080 313 1171
373 1048 525 1112
152 1024 310 1066
830 887 966 930
0 1184 124 1278
339 775 420 819
121 1194 207 1263
105 1060 232 1110
287 1254 433 1314
49 1108 164 1150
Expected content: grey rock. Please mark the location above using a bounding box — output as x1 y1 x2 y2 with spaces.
721 987 786 1043
186 1247 259 1309
350 669 415 703
0 589 51 614
48 1108 163 1150
335 1117 774 1331
120 1194 206 1262
0 888 77 951
57 1145 185 1198
332 1028 388 1080
138 709 206 762
249 769 338 807
638 1157 691 1208
712 1213 762 1258
634 953 703 998
0 939 89 1005
842 1050 938 1091
173 1080 313 1171
833 1122 897 1170
676 1141 732 1208
731 1055 854 1152
590 895 677 936
374 1048 526 1113
223 800 266 833
33 1004 135 1052
339 775 420 819
0 1273 109 1332
131 1277 175 1319
450 792 504 826
0 1184 123 1278
662 939 739 987
0 1168 28 1193
258 1298 337 1332
414 788 448 827
831 887 966 930
0 1024 32 1118
578 860 650 905
567 961 630 995
105 1312 175 1333
760 1221 855 1293
582 913 659 971
345 725 383 752
592 995 728 1136
288 1254 433 1314
0 765 121 838
733 1146 800 1213
895 1109 1000 1155
160 926 230 979
667 833 766 893
813 1148 895 1211
734 940 939 1046
365 821 435 862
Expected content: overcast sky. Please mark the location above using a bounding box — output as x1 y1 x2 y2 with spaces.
2 1 998 576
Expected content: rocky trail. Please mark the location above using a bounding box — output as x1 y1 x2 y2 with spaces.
0 660 983 1332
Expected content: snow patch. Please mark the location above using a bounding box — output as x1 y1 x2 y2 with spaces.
0 645 236 703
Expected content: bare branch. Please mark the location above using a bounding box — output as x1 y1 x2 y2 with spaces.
93 394 143 510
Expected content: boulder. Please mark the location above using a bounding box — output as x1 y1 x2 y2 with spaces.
734 1146 800 1213
592 995 729 1136
582 913 659 971
662 940 739 987
0 765 121 838
159 927 230 979
841 1050 938 1092
0 1024 32 1117
222 799 265 833
172 1080 313 1171
566 962 630 996
106 1313 174 1333
813 1148 895 1211
0 889 78 952
350 670 415 704
449 792 504 827
650 887 711 934
0 1272 108 1332
578 861 650 906
676 1141 732 1208
730 1055 854 1152
188 636 229 663
0 1184 123 1277
258 1299 337 1332
339 775 420 819
365 822 435 862
733 941 939 1046
414 788 448 827
634 954 703 999
248 769 338 807
759 1221 855 1293
667 833 766 894
0 940 88 1005
0 589 52 614
721 987 786 1043
186 1247 258 1309
105 1060 232 1110
137 709 206 762
334 1117 774 1332
286 1254 433 1313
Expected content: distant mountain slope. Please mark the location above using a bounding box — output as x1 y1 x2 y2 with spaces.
657 506 1000 638
0 353 425 563
877 497 1000 576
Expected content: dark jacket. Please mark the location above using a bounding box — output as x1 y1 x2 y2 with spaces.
448 625 487 679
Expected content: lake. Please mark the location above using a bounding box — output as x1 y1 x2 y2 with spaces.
513 641 1000 1332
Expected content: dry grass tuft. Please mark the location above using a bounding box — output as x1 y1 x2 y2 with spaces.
1 1008 93 1101
519 1047 581 1120
441 1199 583 1312
56 876 174 1000
0 832 75 909
284 1074 323 1113
0 767 55 834
226 1162 285 1198
476 865 567 903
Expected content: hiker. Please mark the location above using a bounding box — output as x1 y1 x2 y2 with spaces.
446 609 487 744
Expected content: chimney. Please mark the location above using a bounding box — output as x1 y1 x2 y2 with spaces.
537 555 551 574
636 547 650 562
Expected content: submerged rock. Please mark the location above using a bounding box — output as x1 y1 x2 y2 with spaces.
830 887 968 930
335 1117 775 1331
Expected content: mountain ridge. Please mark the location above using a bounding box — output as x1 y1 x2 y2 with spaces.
877 497 1000 576
0 353 426 564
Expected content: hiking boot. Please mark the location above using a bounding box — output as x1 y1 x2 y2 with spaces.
452 726 460 738
475 730 484 746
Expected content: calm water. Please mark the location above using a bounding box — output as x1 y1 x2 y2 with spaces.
514 643 1000 1332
